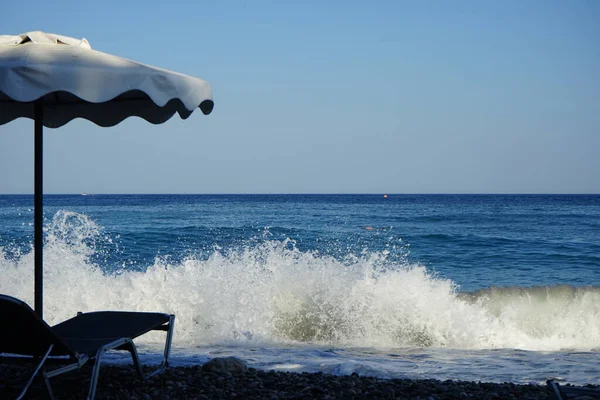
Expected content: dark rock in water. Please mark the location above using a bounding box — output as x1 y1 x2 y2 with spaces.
201 356 248 374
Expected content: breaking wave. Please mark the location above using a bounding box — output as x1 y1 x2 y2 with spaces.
1 210 598 352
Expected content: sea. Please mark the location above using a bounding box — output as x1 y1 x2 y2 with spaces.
0 194 598 385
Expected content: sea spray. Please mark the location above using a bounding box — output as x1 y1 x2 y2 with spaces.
0 210 599 352
462 286 600 350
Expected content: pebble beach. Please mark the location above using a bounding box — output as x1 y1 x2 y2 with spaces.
1 360 574 400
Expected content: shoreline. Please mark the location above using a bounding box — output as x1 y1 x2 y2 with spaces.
1 363 571 399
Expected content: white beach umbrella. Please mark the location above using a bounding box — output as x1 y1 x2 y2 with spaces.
0 31 214 318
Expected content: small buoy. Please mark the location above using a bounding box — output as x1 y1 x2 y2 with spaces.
383 194 388 199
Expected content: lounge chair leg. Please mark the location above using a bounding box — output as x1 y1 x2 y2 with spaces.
120 313 174 380
88 338 138 400
88 347 107 400
548 380 564 400
146 314 175 378
546 379 600 400
119 339 145 379
41 369 55 400
16 344 54 400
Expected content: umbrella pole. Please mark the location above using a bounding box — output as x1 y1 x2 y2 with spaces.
34 102 43 318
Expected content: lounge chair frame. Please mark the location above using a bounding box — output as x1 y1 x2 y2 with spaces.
547 379 600 400
0 295 175 400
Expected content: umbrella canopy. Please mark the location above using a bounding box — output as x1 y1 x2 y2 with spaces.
0 31 214 318
0 31 214 126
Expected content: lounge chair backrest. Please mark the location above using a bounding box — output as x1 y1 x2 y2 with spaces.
0 294 75 357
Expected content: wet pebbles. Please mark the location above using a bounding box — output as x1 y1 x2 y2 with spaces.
0 361 565 399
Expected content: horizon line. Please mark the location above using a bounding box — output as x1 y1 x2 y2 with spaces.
1 193 599 196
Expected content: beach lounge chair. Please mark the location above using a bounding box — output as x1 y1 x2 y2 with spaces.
0 294 175 400
547 379 600 399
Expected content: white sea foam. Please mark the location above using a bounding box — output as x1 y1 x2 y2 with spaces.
1 210 599 354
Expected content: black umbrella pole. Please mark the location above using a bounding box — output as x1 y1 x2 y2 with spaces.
34 103 43 318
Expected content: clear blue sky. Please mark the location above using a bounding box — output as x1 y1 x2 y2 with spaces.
1 0 598 194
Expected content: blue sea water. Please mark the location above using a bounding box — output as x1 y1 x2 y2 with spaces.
1 194 599 385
